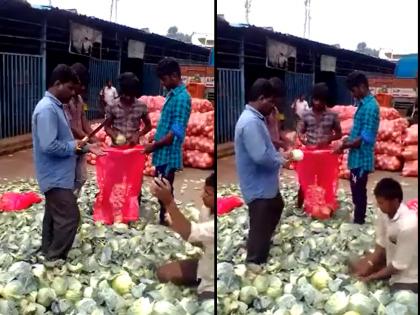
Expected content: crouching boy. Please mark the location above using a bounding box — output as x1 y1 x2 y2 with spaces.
350 178 418 293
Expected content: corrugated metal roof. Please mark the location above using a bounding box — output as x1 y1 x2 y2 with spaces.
219 17 395 68
395 54 418 78
29 4 209 55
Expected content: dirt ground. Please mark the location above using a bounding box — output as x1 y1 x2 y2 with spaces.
0 149 211 207
217 155 418 202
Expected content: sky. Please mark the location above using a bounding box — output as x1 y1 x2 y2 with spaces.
217 0 418 54
28 0 214 37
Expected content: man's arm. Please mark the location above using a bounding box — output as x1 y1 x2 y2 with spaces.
297 118 307 145
331 115 343 142
242 120 281 168
138 113 152 138
36 108 77 157
365 223 418 282
162 200 192 241
104 106 118 140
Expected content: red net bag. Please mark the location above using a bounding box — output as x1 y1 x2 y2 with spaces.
402 160 418 177
407 199 418 212
93 145 146 225
217 196 243 216
295 148 340 217
0 192 42 211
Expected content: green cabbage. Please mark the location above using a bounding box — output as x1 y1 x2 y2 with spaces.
36 288 56 307
324 291 349 314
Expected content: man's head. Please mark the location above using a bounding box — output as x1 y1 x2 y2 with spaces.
70 63 88 96
156 58 182 90
118 72 140 105
202 172 215 213
248 78 276 116
346 71 370 100
311 83 329 112
269 77 286 112
107 79 112 88
373 178 403 218
299 94 305 101
48 64 79 104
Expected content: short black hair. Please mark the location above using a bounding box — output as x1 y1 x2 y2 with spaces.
312 83 329 102
269 77 286 98
205 172 215 189
156 57 181 78
48 64 79 88
373 178 403 202
248 78 275 102
346 71 369 89
71 63 89 87
118 72 140 96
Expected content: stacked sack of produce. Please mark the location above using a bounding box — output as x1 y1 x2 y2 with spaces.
401 124 418 177
139 96 215 175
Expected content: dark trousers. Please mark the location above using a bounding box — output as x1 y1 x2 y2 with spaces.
391 283 418 294
41 188 80 260
155 165 176 224
246 193 284 264
350 168 369 224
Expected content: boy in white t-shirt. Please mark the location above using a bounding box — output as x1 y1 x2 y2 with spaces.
350 178 418 293
151 173 214 301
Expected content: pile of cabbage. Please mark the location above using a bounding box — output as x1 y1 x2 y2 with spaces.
217 183 418 315
0 178 213 315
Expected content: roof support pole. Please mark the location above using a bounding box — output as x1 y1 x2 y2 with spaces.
41 18 47 92
239 36 245 105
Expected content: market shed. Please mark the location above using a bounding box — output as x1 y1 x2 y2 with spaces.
0 3 210 140
216 17 396 143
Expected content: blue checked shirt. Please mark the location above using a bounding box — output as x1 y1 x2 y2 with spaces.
152 84 191 174
348 94 380 173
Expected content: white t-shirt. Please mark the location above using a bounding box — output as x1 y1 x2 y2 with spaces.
375 203 418 284
188 213 214 294
101 86 118 106
295 100 309 119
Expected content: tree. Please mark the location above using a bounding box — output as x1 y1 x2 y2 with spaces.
356 42 379 57
166 26 192 43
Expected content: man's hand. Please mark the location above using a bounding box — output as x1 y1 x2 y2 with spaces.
350 259 374 278
86 143 106 156
151 177 173 207
142 143 154 154
77 138 89 149
164 213 173 226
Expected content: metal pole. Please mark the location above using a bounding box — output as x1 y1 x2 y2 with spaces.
239 37 245 105
41 19 47 92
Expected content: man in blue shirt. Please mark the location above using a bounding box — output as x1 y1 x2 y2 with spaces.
336 71 380 224
235 78 284 264
32 64 103 266
143 58 191 225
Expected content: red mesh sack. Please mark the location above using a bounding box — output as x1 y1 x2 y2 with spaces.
217 196 243 216
0 192 42 211
402 160 418 177
304 185 332 220
404 125 418 145
402 145 418 161
94 145 146 225
295 148 340 217
407 199 418 212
